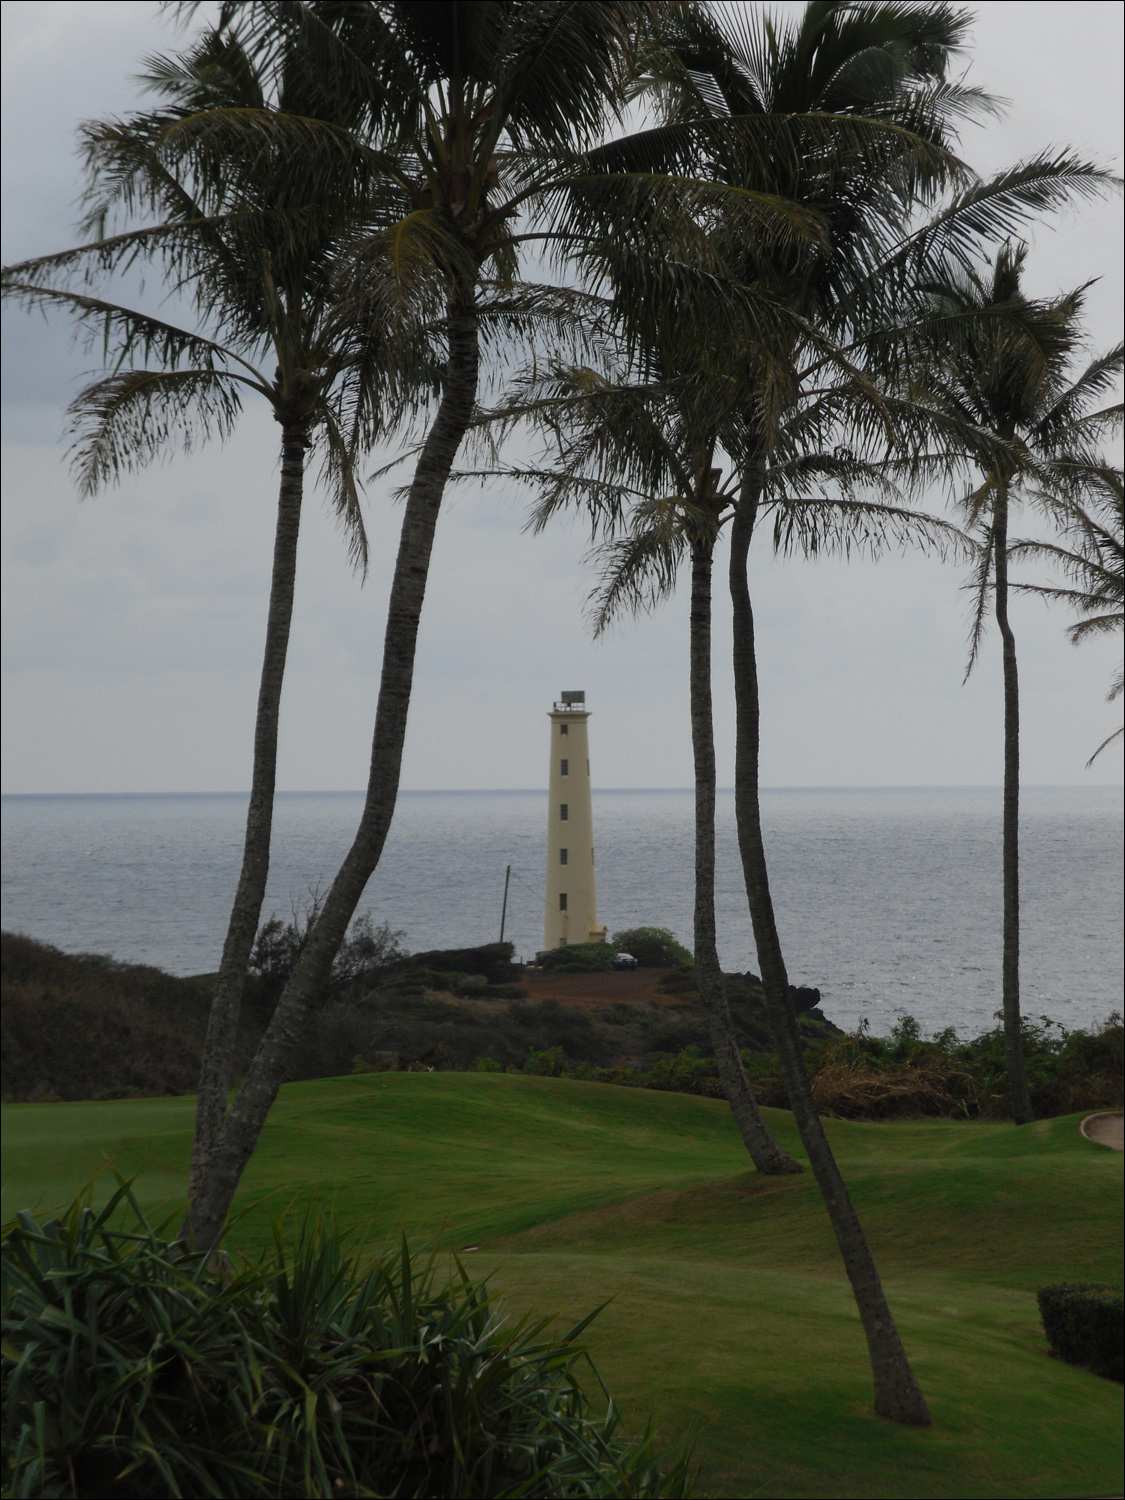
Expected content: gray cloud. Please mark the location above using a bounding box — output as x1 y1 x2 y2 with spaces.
2 1 1122 792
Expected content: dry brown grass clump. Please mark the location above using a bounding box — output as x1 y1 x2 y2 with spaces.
811 1055 964 1120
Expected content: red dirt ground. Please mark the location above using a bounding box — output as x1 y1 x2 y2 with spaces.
517 967 688 1011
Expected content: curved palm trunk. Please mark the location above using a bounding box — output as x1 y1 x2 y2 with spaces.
184 291 480 1247
728 479 931 1426
188 418 307 1212
993 490 1034 1123
690 538 802 1175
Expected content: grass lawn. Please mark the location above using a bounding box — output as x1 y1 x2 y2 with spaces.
2 1073 1121 1498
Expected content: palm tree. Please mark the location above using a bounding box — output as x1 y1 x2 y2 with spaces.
630 0 1116 1422
488 355 803 1175
1012 471 1124 766
1 22 425 1221
630 0 975 1427
502 341 965 1167
910 246 1123 1121
176 0 717 1249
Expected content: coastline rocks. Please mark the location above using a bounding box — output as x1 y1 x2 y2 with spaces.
729 972 843 1038
790 984 822 1013
741 972 825 1014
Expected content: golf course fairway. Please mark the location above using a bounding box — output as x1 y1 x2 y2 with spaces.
3 1072 1121 1498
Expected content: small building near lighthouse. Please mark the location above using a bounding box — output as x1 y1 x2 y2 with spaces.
544 690 606 949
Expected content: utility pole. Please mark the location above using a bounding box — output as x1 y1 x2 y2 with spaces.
499 864 511 944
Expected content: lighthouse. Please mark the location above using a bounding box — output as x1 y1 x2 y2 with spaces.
544 690 606 949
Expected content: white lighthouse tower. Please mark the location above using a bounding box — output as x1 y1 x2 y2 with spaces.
544 690 606 950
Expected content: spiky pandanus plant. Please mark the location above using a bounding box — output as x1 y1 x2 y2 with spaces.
1012 469 1124 766
1 21 434 1232
909 246 1123 1122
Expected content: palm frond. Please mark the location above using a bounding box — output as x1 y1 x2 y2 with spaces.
316 407 369 574
585 507 692 635
1086 724 1124 766
65 368 250 494
2 280 268 386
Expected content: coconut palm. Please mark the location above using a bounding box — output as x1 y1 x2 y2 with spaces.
1012 472 1124 766
910 246 1123 1121
486 355 803 1176
493 344 960 1177
1 21 428 1225
627 0 977 1428
176 0 763 1249
629 0 1115 1423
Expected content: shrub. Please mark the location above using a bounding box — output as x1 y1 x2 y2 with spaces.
536 942 619 974
250 904 408 1001
612 928 693 968
1038 1283 1124 1381
409 942 521 986
524 1046 566 1077
1 1184 693 1498
0 932 211 1103
657 965 699 999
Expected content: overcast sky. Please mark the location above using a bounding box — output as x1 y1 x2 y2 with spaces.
2 0 1122 795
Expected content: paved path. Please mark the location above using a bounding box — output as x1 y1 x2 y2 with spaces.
1080 1112 1124 1151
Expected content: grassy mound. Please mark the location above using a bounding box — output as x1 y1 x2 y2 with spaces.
3 1074 1121 1498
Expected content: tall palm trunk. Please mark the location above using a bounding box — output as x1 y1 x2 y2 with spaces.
993 486 1034 1123
188 417 308 1211
727 476 932 1426
184 291 480 1247
690 537 802 1175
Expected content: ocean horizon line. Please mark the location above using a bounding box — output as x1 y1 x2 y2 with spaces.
2 783 1122 800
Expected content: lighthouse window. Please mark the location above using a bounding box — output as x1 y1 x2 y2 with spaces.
559 893 568 911
560 758 569 775
559 803 568 821
560 848 568 865
559 723 568 735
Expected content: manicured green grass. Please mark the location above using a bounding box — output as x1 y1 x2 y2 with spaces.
3 1074 1121 1498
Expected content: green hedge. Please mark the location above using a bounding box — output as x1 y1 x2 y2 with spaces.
536 942 619 973
612 928 693 968
1038 1283 1124 1381
1 1184 692 1498
408 942 520 985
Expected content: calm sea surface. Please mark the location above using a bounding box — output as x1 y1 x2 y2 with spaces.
1 786 1121 1038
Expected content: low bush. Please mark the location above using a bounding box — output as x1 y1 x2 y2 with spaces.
408 942 522 986
7 931 1119 1121
524 1045 567 1077
612 928 693 969
1038 1283 1124 1381
536 942 619 974
250 906 408 1004
657 965 699 999
804 1013 1125 1120
809 1054 964 1120
0 933 211 1103
1 1184 693 1499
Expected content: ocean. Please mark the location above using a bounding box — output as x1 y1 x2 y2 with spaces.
1 785 1121 1038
